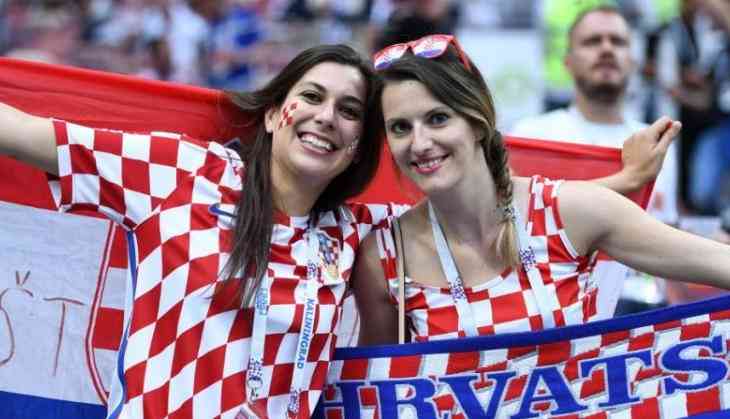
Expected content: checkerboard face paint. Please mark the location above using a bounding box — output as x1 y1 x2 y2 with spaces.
277 101 298 131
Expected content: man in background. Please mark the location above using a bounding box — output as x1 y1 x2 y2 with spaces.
510 5 679 317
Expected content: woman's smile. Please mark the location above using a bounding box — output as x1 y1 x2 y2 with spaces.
298 131 336 154
412 154 449 174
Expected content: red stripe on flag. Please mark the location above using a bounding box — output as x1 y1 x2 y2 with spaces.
359 387 378 406
0 157 56 209
630 397 660 418
710 309 730 321
680 322 711 340
445 351 480 374
109 225 129 269
537 341 572 366
389 355 421 378
687 386 721 415
628 332 655 351
602 330 631 346
583 412 608 419
92 307 124 350
340 358 368 380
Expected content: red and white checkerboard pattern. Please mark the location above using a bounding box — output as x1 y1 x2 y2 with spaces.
375 176 599 341
277 102 298 130
324 309 730 418
54 120 399 418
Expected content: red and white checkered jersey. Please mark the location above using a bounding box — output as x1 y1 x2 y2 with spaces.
52 120 399 418
375 175 600 342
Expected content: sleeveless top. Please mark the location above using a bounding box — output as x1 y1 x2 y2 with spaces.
374 175 599 342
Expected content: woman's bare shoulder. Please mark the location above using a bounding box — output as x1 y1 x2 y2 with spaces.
397 200 430 238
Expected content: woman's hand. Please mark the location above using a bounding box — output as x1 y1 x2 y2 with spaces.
619 116 681 190
593 117 680 195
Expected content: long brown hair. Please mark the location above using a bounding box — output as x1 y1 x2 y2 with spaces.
375 46 520 267
224 44 382 305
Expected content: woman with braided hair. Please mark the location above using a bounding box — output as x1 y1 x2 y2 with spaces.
352 35 730 344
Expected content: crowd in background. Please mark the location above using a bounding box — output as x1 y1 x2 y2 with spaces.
0 0 728 224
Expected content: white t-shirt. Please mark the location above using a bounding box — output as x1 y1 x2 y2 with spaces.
509 106 678 318
509 106 678 223
143 1 211 85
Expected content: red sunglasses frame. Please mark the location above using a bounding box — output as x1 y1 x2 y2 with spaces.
373 34 472 72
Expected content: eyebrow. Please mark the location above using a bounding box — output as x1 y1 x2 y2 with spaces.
581 32 629 42
384 105 451 126
298 81 365 107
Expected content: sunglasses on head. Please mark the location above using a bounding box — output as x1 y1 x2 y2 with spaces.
373 34 472 72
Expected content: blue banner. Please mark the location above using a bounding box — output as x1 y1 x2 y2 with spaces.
317 295 730 419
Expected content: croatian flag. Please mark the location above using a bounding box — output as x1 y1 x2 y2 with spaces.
0 58 717 419
318 296 730 418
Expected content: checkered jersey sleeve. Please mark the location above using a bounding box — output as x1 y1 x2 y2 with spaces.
346 202 409 301
53 120 210 229
346 202 410 245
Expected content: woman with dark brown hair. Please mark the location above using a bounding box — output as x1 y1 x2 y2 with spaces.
0 44 394 418
353 35 730 345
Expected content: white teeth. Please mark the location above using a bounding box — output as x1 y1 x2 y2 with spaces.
415 157 445 169
300 133 334 152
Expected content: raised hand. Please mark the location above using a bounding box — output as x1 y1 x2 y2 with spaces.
621 116 681 187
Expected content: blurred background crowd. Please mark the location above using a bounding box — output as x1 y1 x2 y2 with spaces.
1 0 729 302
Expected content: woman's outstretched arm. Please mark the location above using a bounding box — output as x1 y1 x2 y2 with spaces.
0 103 57 174
351 232 400 346
559 180 730 288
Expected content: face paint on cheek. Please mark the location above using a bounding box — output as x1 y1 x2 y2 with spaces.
346 138 359 155
276 101 299 131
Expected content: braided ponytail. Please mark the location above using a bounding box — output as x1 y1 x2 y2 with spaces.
481 130 520 268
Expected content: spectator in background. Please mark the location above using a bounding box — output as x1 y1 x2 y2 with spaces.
160 0 213 84
639 0 681 125
369 0 460 52
687 0 730 215
539 0 609 112
510 6 679 317
92 0 211 83
644 0 729 211
75 0 113 43
3 0 83 65
205 0 265 90
307 0 374 45
83 0 171 78
282 0 319 20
